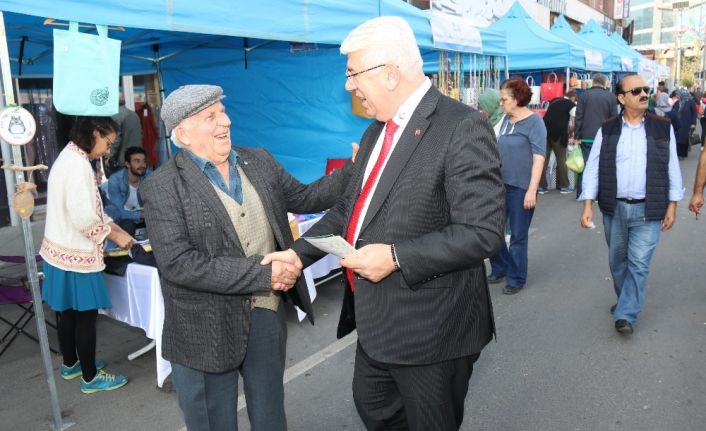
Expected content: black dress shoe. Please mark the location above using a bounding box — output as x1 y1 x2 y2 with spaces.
487 274 505 284
610 304 616 314
615 319 633 334
502 285 523 295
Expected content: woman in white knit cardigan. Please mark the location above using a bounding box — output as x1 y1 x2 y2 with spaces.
40 116 135 394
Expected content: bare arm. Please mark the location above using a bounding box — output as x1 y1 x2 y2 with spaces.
689 147 706 214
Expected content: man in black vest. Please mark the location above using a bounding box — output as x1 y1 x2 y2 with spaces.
578 74 683 335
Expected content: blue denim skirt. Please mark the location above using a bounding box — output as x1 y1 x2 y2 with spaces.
41 261 112 312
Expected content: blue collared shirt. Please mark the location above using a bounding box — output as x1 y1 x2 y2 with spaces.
580 116 684 202
185 149 243 204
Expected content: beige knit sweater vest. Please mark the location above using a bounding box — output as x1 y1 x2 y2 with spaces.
212 166 280 311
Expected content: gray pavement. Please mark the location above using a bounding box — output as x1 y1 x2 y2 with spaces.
1 150 706 431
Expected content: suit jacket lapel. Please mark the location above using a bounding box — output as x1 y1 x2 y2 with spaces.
175 152 243 253
359 86 440 234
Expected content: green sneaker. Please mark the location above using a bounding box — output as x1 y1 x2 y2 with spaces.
60 359 106 380
80 370 128 394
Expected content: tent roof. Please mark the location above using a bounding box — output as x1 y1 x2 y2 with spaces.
0 0 507 78
489 1 581 70
579 19 639 72
550 15 616 72
0 0 375 45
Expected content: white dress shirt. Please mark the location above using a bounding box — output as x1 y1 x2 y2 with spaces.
352 78 432 241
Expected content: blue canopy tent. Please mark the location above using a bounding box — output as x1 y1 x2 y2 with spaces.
0 0 459 183
550 15 617 72
490 2 582 71
579 20 639 73
609 31 665 86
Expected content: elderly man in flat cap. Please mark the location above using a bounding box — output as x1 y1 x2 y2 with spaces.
140 85 352 431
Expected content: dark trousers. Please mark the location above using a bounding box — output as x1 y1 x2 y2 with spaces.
576 140 593 198
677 138 689 158
353 342 480 431
539 136 570 190
172 305 288 431
57 309 98 381
489 184 535 287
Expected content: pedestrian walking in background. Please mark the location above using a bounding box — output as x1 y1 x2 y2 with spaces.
574 73 618 198
539 90 577 194
579 74 683 335
488 77 546 294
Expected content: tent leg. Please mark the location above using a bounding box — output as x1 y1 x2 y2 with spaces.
0 12 18 227
0 11 73 430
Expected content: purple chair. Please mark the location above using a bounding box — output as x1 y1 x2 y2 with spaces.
0 255 58 357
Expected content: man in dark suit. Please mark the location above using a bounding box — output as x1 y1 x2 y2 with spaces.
140 85 351 431
263 17 505 430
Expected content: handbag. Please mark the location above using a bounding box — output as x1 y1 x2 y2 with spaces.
541 72 564 102
53 22 121 116
569 72 580 89
526 76 541 106
690 131 702 146
566 145 585 173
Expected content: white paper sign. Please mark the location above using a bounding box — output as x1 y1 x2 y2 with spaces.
430 12 484 54
584 50 603 71
620 56 633 72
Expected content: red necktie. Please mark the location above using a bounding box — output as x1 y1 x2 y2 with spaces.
345 120 399 292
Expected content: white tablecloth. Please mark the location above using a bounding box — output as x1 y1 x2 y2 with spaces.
102 263 171 388
100 216 341 386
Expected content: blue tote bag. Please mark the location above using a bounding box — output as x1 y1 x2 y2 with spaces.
53 22 121 116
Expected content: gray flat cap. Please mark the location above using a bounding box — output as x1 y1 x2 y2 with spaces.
161 84 226 132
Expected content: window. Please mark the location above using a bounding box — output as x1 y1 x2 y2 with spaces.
632 32 652 46
661 10 675 28
660 31 674 44
632 8 654 31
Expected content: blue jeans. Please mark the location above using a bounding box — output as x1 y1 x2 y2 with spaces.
490 184 534 287
172 305 287 431
603 202 661 325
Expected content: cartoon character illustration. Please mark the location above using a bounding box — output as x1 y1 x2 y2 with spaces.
7 113 26 135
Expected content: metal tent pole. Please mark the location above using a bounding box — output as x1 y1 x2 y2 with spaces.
0 11 72 431
0 11 17 226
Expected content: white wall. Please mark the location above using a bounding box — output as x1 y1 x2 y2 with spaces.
565 0 611 25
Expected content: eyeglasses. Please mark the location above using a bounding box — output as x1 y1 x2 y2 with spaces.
105 136 114 147
346 64 386 80
622 86 650 96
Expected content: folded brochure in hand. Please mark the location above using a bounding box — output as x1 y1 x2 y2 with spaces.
303 235 356 258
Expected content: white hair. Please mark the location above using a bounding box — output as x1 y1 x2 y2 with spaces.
340 16 423 75
170 117 194 148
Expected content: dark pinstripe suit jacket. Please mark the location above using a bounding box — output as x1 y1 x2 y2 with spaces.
141 148 351 373
293 86 505 365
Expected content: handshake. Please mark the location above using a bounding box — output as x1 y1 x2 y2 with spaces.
261 249 303 292
261 243 398 292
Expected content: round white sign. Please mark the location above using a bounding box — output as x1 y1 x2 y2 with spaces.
0 106 37 146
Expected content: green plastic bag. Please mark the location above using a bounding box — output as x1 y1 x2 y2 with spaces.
566 145 585 174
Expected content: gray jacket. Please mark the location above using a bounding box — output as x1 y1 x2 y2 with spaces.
575 87 618 142
141 148 351 373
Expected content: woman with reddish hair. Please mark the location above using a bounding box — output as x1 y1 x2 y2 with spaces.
487 77 547 294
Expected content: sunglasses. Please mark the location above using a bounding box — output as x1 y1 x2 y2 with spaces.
622 86 650 96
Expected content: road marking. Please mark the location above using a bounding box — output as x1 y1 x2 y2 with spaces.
177 331 357 430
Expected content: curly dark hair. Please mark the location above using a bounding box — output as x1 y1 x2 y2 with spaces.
69 116 119 153
501 77 532 107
